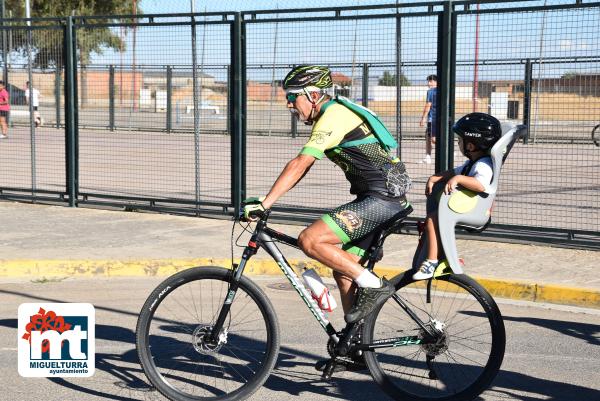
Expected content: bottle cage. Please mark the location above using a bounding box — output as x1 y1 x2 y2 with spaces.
414 123 527 275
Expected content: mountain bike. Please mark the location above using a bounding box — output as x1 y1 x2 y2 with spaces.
136 205 506 401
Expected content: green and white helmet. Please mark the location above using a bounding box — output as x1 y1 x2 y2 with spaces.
283 65 332 92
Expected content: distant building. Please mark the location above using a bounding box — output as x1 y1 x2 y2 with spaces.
533 73 600 97
247 81 285 101
143 69 216 91
331 71 352 97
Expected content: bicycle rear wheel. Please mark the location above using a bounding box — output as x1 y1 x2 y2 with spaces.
363 272 505 401
136 266 280 401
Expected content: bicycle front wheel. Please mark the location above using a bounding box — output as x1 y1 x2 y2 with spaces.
136 266 280 401
363 272 505 401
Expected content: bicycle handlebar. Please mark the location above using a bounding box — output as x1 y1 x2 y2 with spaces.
238 203 271 223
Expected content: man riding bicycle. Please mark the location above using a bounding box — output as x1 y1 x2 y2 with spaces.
244 66 412 339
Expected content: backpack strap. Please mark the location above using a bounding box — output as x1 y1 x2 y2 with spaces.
333 96 398 152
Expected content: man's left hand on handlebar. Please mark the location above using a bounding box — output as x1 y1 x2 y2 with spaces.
243 196 268 221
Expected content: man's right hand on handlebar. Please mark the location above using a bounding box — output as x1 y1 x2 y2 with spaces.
242 196 268 221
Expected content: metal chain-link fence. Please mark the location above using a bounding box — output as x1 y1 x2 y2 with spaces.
0 1 598 246
454 4 600 232
0 19 65 200
74 14 232 209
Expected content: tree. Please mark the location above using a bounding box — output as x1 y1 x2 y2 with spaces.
4 0 138 69
378 70 410 86
3 0 140 105
561 71 579 80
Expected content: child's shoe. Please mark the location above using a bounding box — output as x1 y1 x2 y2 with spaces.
412 259 439 280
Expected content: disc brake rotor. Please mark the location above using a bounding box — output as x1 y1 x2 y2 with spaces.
192 325 228 355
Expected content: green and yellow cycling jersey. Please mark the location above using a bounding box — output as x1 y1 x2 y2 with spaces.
300 100 410 199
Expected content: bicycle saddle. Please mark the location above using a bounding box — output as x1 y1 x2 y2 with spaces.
362 204 413 264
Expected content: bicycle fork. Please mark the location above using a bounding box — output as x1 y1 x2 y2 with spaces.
206 232 260 345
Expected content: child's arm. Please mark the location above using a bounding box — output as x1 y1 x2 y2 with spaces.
444 174 485 194
426 170 454 195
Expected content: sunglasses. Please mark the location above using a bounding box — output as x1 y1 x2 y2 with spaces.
286 93 302 103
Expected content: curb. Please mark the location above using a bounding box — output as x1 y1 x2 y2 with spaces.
1 259 598 309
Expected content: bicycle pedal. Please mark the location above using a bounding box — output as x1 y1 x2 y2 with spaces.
321 360 337 380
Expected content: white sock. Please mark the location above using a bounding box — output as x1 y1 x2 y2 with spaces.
355 270 382 288
426 259 438 264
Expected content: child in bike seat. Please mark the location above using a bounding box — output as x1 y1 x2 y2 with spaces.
413 112 502 280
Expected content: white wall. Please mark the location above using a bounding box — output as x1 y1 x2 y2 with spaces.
351 84 474 101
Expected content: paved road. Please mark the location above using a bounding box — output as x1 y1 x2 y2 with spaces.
1 277 598 401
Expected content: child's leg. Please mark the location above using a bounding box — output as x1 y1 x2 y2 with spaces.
425 214 438 260
425 210 443 259
414 213 441 280
429 211 442 260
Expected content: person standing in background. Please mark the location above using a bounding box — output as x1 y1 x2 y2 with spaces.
419 74 438 164
25 81 43 127
0 81 10 139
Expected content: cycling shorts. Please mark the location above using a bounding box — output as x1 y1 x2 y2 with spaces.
322 194 410 257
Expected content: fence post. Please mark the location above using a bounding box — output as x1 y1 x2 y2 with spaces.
436 1 453 173
523 58 532 144
362 63 369 107
291 114 297 139
109 65 115 131
191 15 201 212
25 21 36 195
395 12 402 159
230 12 246 216
64 16 78 207
1 1 6 84
55 67 61 128
166 65 172 133
447 10 457 167
226 64 231 136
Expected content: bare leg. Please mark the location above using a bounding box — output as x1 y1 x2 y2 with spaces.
333 269 357 314
425 211 442 260
298 219 365 313
0 117 7 136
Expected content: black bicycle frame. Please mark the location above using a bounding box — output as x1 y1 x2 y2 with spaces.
210 217 437 349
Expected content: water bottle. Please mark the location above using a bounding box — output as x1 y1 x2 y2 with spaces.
302 268 337 312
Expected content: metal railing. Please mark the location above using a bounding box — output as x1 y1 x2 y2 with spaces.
0 0 598 248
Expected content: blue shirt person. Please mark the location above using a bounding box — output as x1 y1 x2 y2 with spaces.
419 74 438 164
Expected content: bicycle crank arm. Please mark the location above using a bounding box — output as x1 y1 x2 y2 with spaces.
335 322 362 356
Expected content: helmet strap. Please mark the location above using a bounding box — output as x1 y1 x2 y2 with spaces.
303 88 326 125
